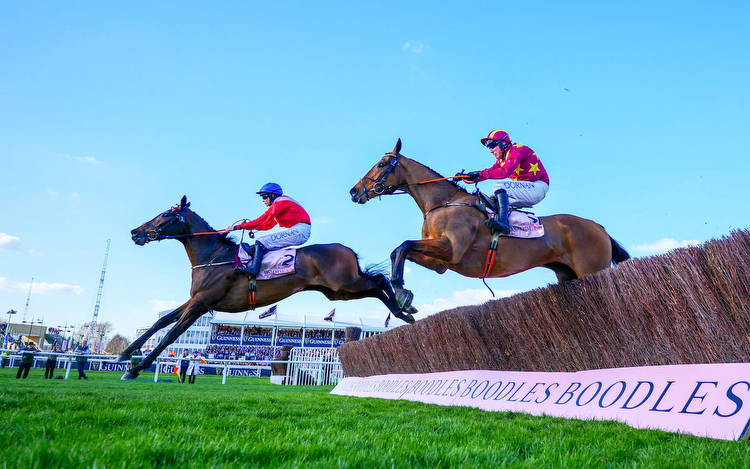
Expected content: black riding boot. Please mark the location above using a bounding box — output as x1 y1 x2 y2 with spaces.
237 241 267 276
485 189 511 234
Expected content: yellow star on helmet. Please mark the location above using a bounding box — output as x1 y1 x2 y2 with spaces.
513 165 523 175
529 162 540 175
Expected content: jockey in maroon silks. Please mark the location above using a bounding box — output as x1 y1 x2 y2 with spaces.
226 182 311 276
458 129 549 233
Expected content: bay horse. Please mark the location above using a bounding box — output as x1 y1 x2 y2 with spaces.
349 139 630 310
119 196 415 380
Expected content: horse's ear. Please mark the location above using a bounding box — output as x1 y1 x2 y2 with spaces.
180 195 187 208
393 138 402 155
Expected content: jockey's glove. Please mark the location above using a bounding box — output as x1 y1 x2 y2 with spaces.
459 170 480 183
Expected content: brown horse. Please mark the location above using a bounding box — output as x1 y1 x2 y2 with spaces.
119 196 415 380
349 139 630 310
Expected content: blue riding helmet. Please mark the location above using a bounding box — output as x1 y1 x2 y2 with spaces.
256 182 283 195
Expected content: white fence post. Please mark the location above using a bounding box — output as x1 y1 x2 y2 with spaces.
64 357 72 380
154 358 160 382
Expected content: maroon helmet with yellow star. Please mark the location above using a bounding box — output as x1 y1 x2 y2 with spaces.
481 129 511 145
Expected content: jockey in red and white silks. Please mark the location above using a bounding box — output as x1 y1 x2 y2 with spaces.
227 182 311 275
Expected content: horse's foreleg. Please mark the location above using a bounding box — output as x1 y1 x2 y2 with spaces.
390 238 454 286
118 304 186 362
406 251 448 274
121 299 208 380
390 238 453 310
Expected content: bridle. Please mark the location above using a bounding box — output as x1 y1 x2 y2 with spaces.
356 152 473 216
142 205 190 242
356 152 408 202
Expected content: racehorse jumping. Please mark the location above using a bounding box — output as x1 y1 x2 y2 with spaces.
119 196 415 380
349 139 630 311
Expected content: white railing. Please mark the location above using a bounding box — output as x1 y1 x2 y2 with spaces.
1 347 344 386
283 347 343 386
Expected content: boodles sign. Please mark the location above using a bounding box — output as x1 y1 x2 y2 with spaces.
331 363 750 441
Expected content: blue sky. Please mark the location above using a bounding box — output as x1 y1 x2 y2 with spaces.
1 2 748 339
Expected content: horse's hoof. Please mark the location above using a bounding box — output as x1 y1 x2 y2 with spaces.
404 314 415 324
395 288 414 310
121 371 139 380
404 305 418 315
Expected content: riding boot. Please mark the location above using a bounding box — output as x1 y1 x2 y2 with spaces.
238 241 267 276
485 189 511 234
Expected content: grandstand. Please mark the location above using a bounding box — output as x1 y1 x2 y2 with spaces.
143 309 395 358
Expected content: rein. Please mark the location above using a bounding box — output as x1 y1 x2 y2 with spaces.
142 207 251 269
358 152 470 200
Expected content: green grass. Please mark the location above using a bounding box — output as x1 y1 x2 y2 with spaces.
2 368 749 468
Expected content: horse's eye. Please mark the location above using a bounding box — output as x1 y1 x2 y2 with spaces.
377 161 388 168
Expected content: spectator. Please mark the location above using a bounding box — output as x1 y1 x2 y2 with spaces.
45 345 60 379
179 349 190 383
186 351 203 384
74 340 90 380
16 343 36 379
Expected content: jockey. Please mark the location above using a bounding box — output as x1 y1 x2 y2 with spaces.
459 130 549 234
226 182 311 276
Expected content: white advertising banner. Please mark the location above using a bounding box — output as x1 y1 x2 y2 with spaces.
331 363 750 441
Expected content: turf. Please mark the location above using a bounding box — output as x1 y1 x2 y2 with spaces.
2 368 748 468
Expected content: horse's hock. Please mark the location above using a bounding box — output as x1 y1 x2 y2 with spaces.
339 229 750 377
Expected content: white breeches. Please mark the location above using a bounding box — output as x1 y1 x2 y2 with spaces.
491 180 549 207
257 223 311 249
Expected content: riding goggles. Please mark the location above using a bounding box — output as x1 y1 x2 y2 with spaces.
483 140 499 149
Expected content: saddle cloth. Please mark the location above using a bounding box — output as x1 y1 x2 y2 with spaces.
486 208 545 239
237 243 297 280
475 190 544 239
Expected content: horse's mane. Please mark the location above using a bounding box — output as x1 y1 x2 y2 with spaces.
404 155 468 193
185 208 238 248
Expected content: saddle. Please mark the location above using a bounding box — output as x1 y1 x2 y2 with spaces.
473 191 545 239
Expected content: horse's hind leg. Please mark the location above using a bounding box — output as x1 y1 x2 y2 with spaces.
122 299 208 380
118 304 185 361
305 274 415 324
372 274 416 322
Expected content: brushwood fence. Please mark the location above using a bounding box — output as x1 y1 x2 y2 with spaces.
339 229 750 377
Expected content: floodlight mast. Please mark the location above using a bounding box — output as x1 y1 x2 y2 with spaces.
84 239 110 348
21 277 33 322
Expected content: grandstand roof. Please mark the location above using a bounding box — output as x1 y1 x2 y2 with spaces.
210 310 395 332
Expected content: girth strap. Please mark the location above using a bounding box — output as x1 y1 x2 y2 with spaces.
482 231 501 279
248 276 257 310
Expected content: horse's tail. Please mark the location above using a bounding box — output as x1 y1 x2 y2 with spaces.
609 236 630 265
360 260 392 286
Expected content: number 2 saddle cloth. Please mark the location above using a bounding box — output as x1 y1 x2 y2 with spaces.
235 243 297 280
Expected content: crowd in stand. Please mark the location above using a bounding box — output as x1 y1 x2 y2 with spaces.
212 325 345 340
204 344 280 361
214 325 242 336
